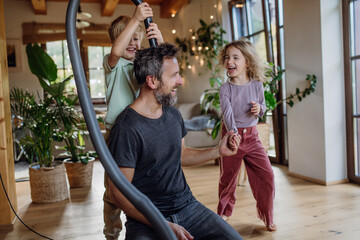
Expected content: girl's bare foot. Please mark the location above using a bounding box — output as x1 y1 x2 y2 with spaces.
221 215 230 221
266 224 277 231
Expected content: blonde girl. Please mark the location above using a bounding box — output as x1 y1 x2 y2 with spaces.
217 38 276 231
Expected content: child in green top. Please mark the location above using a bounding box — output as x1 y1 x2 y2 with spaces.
103 2 164 239
103 2 163 133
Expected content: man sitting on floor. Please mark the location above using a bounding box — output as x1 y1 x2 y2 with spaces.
107 43 243 240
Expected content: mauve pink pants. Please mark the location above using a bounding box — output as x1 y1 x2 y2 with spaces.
217 125 275 226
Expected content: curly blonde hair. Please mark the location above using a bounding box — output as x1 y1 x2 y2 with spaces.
219 38 266 83
108 16 145 43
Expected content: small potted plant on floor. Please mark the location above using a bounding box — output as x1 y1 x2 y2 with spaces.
10 88 69 203
25 43 98 188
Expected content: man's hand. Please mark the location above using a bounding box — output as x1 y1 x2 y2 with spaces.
219 131 240 157
168 221 194 240
132 2 153 22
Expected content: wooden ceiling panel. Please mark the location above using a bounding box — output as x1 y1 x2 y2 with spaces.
30 0 47 14
28 0 189 18
160 0 189 18
101 0 119 16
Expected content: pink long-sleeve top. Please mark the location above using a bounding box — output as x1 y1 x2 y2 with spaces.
220 79 266 132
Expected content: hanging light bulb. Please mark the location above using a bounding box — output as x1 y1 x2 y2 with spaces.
172 29 176 34
210 15 214 19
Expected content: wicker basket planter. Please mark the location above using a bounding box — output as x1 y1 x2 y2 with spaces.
64 157 95 188
29 161 69 203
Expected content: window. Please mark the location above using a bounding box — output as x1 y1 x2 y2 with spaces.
229 0 272 62
46 41 110 101
87 46 111 99
344 0 360 184
229 0 287 164
46 40 76 93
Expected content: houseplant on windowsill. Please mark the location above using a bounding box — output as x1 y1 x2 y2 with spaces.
10 88 69 203
26 43 99 188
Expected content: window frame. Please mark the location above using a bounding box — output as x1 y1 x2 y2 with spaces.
228 0 287 165
343 0 360 184
23 22 111 104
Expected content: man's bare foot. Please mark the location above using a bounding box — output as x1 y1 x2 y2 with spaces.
266 224 277 231
221 215 230 221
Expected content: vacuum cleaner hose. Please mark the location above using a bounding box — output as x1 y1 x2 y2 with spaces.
65 1 175 239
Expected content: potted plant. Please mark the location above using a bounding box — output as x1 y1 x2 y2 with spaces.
10 88 69 203
25 43 98 188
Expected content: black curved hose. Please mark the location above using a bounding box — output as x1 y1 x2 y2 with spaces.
65 1 175 239
131 0 158 47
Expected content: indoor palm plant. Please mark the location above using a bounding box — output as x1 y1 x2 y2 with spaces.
26 43 98 188
10 88 69 203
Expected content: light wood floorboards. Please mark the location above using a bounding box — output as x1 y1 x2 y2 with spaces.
1 160 360 239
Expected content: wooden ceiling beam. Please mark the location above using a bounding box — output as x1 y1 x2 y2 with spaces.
29 0 189 18
30 0 47 15
101 0 119 16
160 0 190 18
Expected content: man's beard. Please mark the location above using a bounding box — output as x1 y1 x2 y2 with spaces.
154 82 177 107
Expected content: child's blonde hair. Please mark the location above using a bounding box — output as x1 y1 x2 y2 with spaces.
219 38 266 83
108 16 145 43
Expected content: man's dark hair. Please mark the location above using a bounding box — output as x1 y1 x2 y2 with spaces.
134 43 179 85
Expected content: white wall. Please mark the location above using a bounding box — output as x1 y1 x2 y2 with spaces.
320 0 347 182
284 0 346 183
4 0 173 98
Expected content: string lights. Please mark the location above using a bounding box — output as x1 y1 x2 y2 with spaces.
171 11 176 34
174 0 221 71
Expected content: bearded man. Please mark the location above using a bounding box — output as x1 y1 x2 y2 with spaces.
107 43 243 240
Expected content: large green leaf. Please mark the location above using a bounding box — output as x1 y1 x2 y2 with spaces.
26 43 58 83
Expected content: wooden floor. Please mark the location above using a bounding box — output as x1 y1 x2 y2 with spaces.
1 160 360 240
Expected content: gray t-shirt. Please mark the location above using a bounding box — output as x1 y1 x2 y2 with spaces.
220 79 266 131
108 106 194 216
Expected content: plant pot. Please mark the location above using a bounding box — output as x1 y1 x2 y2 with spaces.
64 157 95 188
29 161 69 203
256 122 270 152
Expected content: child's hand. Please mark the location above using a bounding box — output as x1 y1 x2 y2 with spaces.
219 131 241 156
227 134 241 151
250 101 261 116
146 23 164 44
133 2 153 22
